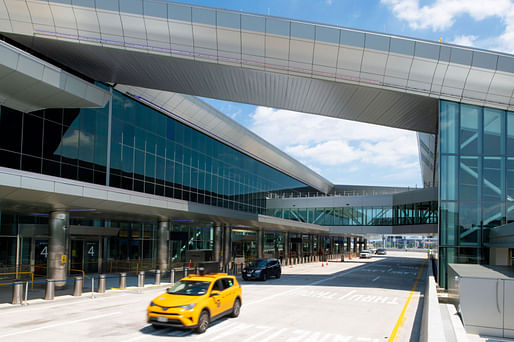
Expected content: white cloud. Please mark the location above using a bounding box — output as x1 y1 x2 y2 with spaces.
381 0 514 52
248 107 420 186
451 34 478 47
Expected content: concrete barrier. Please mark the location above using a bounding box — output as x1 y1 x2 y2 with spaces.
420 256 445 342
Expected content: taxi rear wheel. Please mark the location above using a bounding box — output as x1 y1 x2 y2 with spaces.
230 298 241 318
196 310 210 334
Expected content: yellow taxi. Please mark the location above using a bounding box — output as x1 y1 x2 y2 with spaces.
147 271 242 333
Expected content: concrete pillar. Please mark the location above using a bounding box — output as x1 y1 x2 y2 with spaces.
353 237 357 253
157 221 169 272
257 228 264 259
223 226 232 269
346 237 351 252
284 231 290 261
309 235 314 256
213 225 222 263
364 239 368 250
358 238 363 252
297 234 303 259
48 211 69 287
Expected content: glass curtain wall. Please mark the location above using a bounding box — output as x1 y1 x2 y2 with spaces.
267 202 437 226
439 100 512 288
0 87 311 215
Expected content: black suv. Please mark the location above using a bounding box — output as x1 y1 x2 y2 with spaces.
242 258 281 281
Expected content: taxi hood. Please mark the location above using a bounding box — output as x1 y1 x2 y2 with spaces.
152 293 204 307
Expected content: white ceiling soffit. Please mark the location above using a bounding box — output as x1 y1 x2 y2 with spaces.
1 1 514 133
0 40 110 112
114 84 333 193
0 167 329 234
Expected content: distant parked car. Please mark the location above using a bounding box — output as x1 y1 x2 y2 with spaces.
359 250 372 259
242 258 281 281
376 248 387 255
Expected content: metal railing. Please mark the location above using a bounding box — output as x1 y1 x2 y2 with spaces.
0 272 34 289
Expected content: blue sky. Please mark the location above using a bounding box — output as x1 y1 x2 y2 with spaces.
173 0 514 187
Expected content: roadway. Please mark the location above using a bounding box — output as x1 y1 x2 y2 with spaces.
0 251 426 342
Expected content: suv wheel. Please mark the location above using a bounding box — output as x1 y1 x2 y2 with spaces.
196 310 210 334
262 272 267 281
230 298 241 318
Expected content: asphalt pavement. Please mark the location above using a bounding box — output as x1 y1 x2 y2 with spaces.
0 251 426 342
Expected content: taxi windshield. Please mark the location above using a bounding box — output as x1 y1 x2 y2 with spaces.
167 280 211 296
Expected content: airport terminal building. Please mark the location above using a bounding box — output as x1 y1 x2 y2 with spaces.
0 0 513 288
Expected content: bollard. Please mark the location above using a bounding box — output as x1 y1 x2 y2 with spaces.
45 280 55 300
184 267 188 278
155 270 161 285
73 277 83 296
98 274 106 293
138 271 145 288
170 269 175 284
119 273 127 289
12 281 23 304
24 282 28 305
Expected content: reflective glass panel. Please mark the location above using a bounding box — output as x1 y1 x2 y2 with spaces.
460 104 482 155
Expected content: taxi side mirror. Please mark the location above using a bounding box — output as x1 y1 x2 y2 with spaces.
210 290 221 297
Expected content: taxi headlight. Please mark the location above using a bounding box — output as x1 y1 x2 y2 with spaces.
180 303 196 310
149 301 158 307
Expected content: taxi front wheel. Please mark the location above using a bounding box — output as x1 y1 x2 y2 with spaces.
196 310 210 334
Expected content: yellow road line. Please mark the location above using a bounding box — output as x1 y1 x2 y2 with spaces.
387 262 425 342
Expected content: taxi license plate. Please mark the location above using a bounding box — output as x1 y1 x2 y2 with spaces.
157 317 168 322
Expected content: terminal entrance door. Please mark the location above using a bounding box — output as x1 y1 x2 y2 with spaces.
34 239 48 276
71 239 99 274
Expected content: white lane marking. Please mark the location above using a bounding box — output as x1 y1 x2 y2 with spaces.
338 290 357 300
209 322 253 341
244 262 378 307
241 325 274 342
371 276 380 282
0 311 120 338
194 321 238 339
258 327 288 342
224 323 381 342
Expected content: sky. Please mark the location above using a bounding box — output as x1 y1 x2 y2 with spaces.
172 0 514 187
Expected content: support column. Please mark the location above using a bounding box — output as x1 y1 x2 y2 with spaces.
309 235 314 256
353 237 357 253
223 226 232 270
358 238 363 252
284 232 290 263
157 221 169 272
48 211 69 287
257 228 264 259
213 225 222 265
346 237 351 252
364 239 368 250
297 234 303 259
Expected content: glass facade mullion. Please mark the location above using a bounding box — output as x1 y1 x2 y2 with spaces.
439 99 511 288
